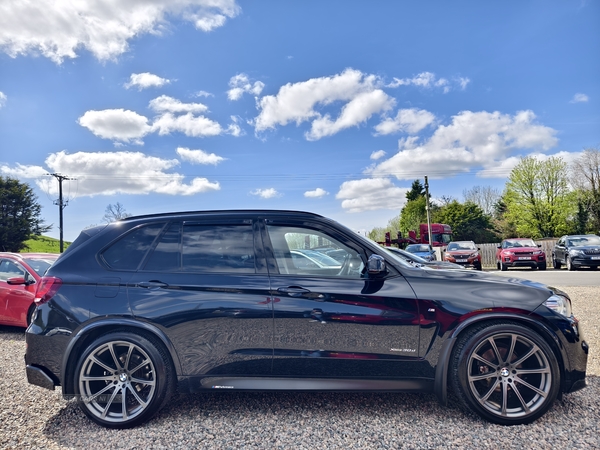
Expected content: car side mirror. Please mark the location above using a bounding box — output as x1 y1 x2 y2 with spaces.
497 246 501 249
7 276 28 286
367 254 386 275
537 244 542 248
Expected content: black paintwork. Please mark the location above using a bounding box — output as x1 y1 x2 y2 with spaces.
25 210 588 406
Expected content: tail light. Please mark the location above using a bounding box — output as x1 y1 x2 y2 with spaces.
35 276 63 305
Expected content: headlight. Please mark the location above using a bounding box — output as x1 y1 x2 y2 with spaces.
569 249 584 257
533 251 542 255
544 294 572 317
505 251 513 255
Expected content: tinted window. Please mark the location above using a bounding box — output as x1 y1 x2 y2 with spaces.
181 224 255 273
266 225 364 277
144 223 182 271
102 223 165 270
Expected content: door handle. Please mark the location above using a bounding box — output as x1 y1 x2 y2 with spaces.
277 286 310 297
138 281 169 290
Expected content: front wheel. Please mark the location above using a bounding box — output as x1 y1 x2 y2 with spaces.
74 331 175 428
451 322 560 425
552 257 561 270
567 257 576 271
538 262 547 271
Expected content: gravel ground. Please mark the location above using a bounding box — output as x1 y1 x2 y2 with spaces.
1 286 599 450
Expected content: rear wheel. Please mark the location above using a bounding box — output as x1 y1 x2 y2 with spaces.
74 331 175 428
451 322 560 425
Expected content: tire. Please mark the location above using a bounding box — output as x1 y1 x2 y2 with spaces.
500 261 508 271
450 322 560 425
566 257 576 271
552 257 561 270
74 331 175 428
538 262 547 271
475 262 482 271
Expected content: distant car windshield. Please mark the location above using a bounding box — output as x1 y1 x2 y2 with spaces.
567 235 600 246
503 239 536 248
23 258 56 276
447 242 476 251
406 244 430 253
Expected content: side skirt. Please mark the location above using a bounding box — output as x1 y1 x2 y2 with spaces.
178 376 434 393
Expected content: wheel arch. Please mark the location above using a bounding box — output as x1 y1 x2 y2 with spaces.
61 318 182 397
433 313 566 406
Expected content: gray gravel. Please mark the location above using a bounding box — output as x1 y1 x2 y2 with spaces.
2 285 599 449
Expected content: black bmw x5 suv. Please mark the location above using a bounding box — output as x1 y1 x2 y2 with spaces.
25 210 588 428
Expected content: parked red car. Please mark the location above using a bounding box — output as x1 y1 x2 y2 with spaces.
496 238 546 271
0 252 59 327
444 241 482 270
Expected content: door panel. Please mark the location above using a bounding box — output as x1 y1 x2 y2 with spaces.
127 220 274 376
264 222 422 379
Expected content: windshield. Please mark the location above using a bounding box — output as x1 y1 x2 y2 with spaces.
23 258 56 276
447 242 476 251
503 239 536 248
406 244 431 253
567 235 600 246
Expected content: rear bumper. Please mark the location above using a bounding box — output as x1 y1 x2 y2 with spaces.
25 364 57 390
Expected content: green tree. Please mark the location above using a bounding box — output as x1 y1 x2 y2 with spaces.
399 196 427 236
571 147 600 232
405 179 426 202
0 176 51 252
433 200 498 243
503 156 574 238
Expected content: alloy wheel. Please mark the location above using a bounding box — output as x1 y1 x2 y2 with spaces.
78 340 156 423
466 332 552 419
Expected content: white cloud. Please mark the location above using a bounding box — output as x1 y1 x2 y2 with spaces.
306 90 394 140
194 90 213 98
368 110 559 180
0 0 241 63
151 112 222 137
227 74 265 100
370 150 386 160
304 188 329 198
1 150 219 196
77 109 151 145
254 68 394 140
374 108 436 135
336 178 408 213
457 77 471 90
176 147 226 165
0 91 6 108
149 95 209 114
125 73 171 90
387 72 467 93
570 93 589 103
250 188 281 199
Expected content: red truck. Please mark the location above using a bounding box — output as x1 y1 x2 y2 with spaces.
384 223 452 248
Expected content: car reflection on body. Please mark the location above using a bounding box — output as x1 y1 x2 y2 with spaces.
404 244 436 261
384 247 464 270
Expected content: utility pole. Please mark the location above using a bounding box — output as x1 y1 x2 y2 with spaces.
49 173 74 253
424 176 433 246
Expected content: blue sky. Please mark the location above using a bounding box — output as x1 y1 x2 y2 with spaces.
0 0 598 242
